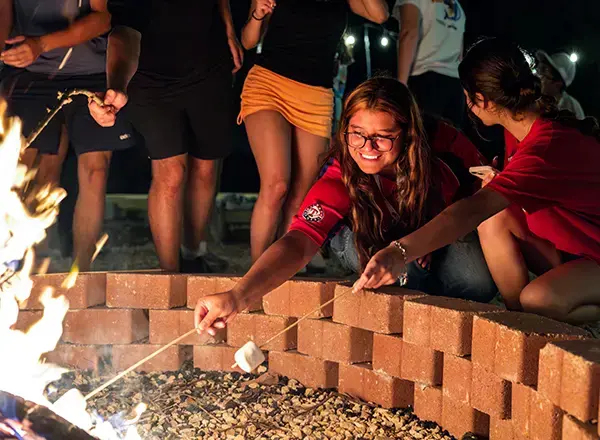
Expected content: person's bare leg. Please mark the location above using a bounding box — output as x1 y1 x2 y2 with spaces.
245 111 292 262
183 158 221 251
520 259 600 324
478 204 561 309
148 154 187 271
279 127 329 235
27 125 69 187
73 151 112 271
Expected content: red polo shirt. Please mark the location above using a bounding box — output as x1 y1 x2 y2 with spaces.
488 118 600 264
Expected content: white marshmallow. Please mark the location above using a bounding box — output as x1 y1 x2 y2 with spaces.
234 340 265 373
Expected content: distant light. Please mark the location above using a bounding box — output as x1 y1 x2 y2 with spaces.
569 52 578 63
344 34 356 46
380 36 389 47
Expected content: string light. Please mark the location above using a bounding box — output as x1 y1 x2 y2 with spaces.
380 36 389 47
569 52 578 63
344 34 356 46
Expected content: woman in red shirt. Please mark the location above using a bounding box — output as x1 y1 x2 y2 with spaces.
194 77 494 332
356 38 600 324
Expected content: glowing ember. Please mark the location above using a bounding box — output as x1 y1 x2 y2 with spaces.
0 98 144 438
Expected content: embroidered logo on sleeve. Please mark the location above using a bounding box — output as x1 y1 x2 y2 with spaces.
303 203 325 223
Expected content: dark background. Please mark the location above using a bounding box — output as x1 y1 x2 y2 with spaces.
104 0 600 196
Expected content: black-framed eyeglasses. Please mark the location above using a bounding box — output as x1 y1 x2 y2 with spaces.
344 131 401 152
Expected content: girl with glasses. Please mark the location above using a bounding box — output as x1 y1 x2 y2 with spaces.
356 39 600 325
194 77 495 334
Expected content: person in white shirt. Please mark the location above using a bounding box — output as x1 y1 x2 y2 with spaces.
394 0 466 127
536 50 585 120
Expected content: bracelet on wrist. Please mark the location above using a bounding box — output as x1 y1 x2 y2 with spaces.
252 10 267 21
391 240 409 286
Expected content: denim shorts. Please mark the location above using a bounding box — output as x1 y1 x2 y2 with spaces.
330 226 497 303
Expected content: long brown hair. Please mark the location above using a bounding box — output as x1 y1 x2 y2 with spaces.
330 77 432 269
459 38 600 141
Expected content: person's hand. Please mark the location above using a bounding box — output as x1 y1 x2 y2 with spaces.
1 36 44 68
416 253 432 270
481 157 499 188
353 244 408 292
227 34 244 73
254 0 275 19
88 89 128 127
194 291 240 335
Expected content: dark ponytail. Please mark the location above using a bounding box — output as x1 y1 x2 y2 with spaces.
459 38 600 142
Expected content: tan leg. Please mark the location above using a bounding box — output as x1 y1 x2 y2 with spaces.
148 154 187 271
245 111 293 262
73 150 111 271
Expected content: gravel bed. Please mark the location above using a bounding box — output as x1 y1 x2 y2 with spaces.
48 361 460 440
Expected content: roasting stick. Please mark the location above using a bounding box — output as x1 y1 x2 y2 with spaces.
84 328 197 401
231 281 358 370
25 89 104 149
85 281 359 399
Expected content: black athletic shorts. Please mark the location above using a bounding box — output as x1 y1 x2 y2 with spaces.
0 68 135 155
126 70 234 161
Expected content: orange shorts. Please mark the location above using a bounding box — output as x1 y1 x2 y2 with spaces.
238 65 334 139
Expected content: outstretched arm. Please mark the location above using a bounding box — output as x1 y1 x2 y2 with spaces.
355 187 510 290
347 0 389 24
195 231 319 333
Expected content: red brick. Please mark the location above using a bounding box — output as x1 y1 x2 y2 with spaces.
149 309 226 345
530 390 564 440
227 313 297 351
338 363 413 409
193 344 249 373
25 272 106 310
62 308 148 344
187 275 262 312
268 351 338 389
472 312 587 386
556 340 600 422
44 344 106 371
373 333 403 377
490 418 515 440
333 284 423 334
471 362 511 419
563 414 598 440
112 344 191 372
12 310 43 331
443 355 472 404
413 385 443 425
297 319 372 363
106 273 186 309
400 340 443 386
441 394 490 439
512 383 533 439
537 342 564 406
403 296 500 356
262 278 339 318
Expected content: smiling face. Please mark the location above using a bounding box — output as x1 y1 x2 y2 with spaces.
346 109 403 175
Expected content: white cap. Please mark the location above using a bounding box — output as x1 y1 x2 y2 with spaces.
536 50 576 87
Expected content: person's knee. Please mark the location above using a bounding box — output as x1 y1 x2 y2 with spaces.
478 209 508 237
190 160 219 187
152 159 187 197
79 156 110 190
260 179 290 208
519 282 569 320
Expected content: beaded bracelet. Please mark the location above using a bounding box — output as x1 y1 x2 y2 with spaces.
391 240 409 286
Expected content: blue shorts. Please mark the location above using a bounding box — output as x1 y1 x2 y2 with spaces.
0 68 135 156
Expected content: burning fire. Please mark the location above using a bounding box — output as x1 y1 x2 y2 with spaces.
0 99 144 438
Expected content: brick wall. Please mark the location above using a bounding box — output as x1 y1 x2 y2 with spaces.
21 272 600 439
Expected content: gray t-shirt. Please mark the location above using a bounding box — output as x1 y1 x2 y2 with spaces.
11 0 106 75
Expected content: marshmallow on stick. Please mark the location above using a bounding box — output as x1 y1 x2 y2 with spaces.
231 280 359 372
